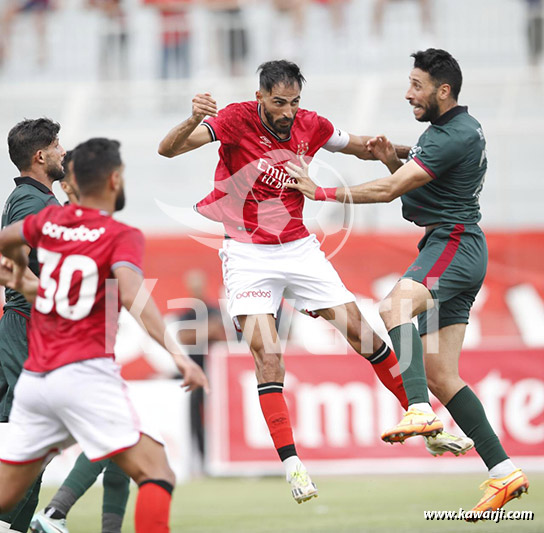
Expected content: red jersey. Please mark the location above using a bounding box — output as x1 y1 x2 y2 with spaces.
22 204 145 372
198 101 334 244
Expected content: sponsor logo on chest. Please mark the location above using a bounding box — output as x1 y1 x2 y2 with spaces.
42 221 106 242
256 158 295 189
255 139 310 190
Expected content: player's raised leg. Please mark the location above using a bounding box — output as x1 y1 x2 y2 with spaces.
112 434 175 533
315 302 408 409
238 314 317 504
317 301 469 455
379 279 443 443
423 324 528 518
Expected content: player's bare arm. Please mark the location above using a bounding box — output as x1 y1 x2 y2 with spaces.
158 92 217 157
0 221 31 292
0 257 39 303
285 157 432 203
114 265 210 393
366 135 404 174
340 133 411 161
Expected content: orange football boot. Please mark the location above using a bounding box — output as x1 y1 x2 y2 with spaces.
467 469 529 521
381 407 443 443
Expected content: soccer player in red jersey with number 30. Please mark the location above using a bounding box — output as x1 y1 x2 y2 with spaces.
0 138 208 533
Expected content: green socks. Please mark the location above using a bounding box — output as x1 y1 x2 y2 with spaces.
389 323 429 405
102 461 130 529
49 453 130 533
52 453 104 511
446 385 509 470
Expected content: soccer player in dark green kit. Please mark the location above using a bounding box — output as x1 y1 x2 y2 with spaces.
0 118 64 533
286 48 529 518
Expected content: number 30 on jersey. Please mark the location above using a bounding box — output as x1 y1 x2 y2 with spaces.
35 247 99 320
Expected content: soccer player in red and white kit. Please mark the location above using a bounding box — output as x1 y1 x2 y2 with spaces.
158 60 471 503
0 138 209 533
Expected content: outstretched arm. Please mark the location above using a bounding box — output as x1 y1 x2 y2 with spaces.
115 266 210 393
366 135 404 174
340 133 411 161
158 93 217 158
285 156 432 204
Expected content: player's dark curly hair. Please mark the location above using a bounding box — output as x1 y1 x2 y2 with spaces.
257 60 306 92
72 138 122 195
411 48 463 100
7 118 61 171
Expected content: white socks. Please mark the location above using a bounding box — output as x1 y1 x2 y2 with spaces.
409 402 434 414
489 459 517 479
283 455 303 481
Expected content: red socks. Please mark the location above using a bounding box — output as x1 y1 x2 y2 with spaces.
368 343 408 410
135 480 173 533
258 382 297 460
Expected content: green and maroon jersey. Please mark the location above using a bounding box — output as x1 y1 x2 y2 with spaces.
1 177 60 316
402 106 487 227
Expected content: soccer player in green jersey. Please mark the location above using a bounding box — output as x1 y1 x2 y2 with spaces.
286 48 529 518
0 118 64 533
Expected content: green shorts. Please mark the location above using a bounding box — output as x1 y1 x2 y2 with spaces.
0 309 29 422
401 223 487 335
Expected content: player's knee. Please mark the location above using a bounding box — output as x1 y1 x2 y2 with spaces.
154 464 176 487
427 372 461 404
149 465 176 487
166 466 176 486
426 373 442 399
378 298 395 329
131 462 176 487
428 383 451 405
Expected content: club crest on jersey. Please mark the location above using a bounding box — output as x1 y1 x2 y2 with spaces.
296 141 309 156
259 136 272 148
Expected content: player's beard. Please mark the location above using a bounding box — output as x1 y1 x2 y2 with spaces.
46 159 65 182
115 187 126 212
418 91 441 123
263 107 295 136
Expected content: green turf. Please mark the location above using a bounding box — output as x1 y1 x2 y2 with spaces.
36 473 544 533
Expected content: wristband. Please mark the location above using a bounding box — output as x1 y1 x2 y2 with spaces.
314 187 337 202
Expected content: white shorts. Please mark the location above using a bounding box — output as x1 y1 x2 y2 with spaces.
219 234 355 319
0 358 164 464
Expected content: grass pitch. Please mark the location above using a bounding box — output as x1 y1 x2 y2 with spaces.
36 473 544 532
